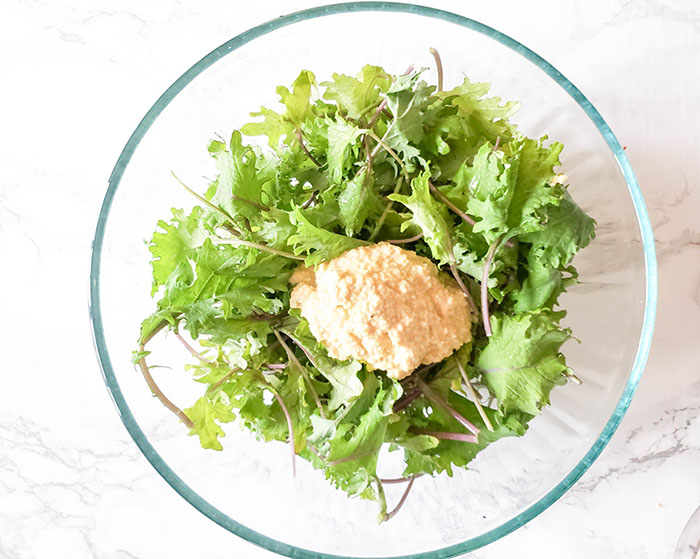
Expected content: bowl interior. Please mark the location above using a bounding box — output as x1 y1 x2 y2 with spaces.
92 6 653 558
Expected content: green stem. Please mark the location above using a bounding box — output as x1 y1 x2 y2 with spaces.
214 238 305 261
429 180 475 226
363 134 373 176
171 172 238 227
206 368 242 395
173 171 270 214
376 477 388 523
138 318 170 346
368 176 404 241
273 330 326 419
444 230 478 317
364 128 408 180
356 94 388 120
454 358 494 432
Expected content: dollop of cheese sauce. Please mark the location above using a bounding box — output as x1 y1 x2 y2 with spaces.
290 242 471 379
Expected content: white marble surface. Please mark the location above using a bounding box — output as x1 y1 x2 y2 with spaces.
1 0 698 558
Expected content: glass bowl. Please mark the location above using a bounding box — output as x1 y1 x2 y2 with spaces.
89 3 657 558
675 505 700 559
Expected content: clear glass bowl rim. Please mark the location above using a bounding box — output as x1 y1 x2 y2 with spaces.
88 3 658 558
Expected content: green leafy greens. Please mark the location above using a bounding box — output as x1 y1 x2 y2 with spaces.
135 55 595 522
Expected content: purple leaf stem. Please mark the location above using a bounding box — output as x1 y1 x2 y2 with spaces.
384 475 416 521
481 235 504 337
415 378 479 436
411 428 478 444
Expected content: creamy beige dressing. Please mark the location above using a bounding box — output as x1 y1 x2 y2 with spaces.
290 242 471 379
